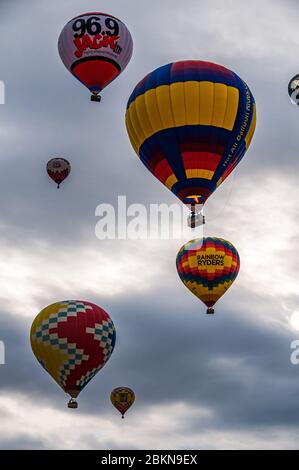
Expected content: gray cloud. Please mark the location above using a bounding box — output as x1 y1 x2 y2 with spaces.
0 0 299 450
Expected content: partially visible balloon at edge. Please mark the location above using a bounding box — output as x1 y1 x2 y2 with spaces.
288 74 299 105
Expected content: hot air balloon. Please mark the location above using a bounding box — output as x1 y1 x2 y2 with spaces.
47 158 71 188
288 74 299 105
58 12 133 102
176 237 240 314
110 387 135 418
30 300 116 408
126 61 256 226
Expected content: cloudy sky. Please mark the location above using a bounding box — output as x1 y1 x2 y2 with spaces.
0 0 299 450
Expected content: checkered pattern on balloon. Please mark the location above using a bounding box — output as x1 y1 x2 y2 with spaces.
30 301 116 397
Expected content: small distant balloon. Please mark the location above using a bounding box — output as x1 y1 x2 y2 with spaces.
110 387 135 418
288 74 299 105
47 158 71 188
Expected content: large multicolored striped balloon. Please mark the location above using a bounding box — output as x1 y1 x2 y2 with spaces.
176 238 240 314
110 387 135 419
58 12 133 101
30 300 116 407
126 61 256 207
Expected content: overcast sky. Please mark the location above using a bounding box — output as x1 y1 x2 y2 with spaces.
1 0 299 450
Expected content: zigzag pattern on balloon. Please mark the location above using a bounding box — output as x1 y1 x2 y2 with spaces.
30 300 116 397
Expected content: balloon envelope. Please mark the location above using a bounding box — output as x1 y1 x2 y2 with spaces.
30 300 116 399
58 12 133 97
176 238 240 313
110 387 135 418
126 61 256 207
288 74 299 105
47 158 71 188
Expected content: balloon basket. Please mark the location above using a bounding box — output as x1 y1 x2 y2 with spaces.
206 308 215 315
188 212 205 228
91 94 101 103
67 399 78 409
